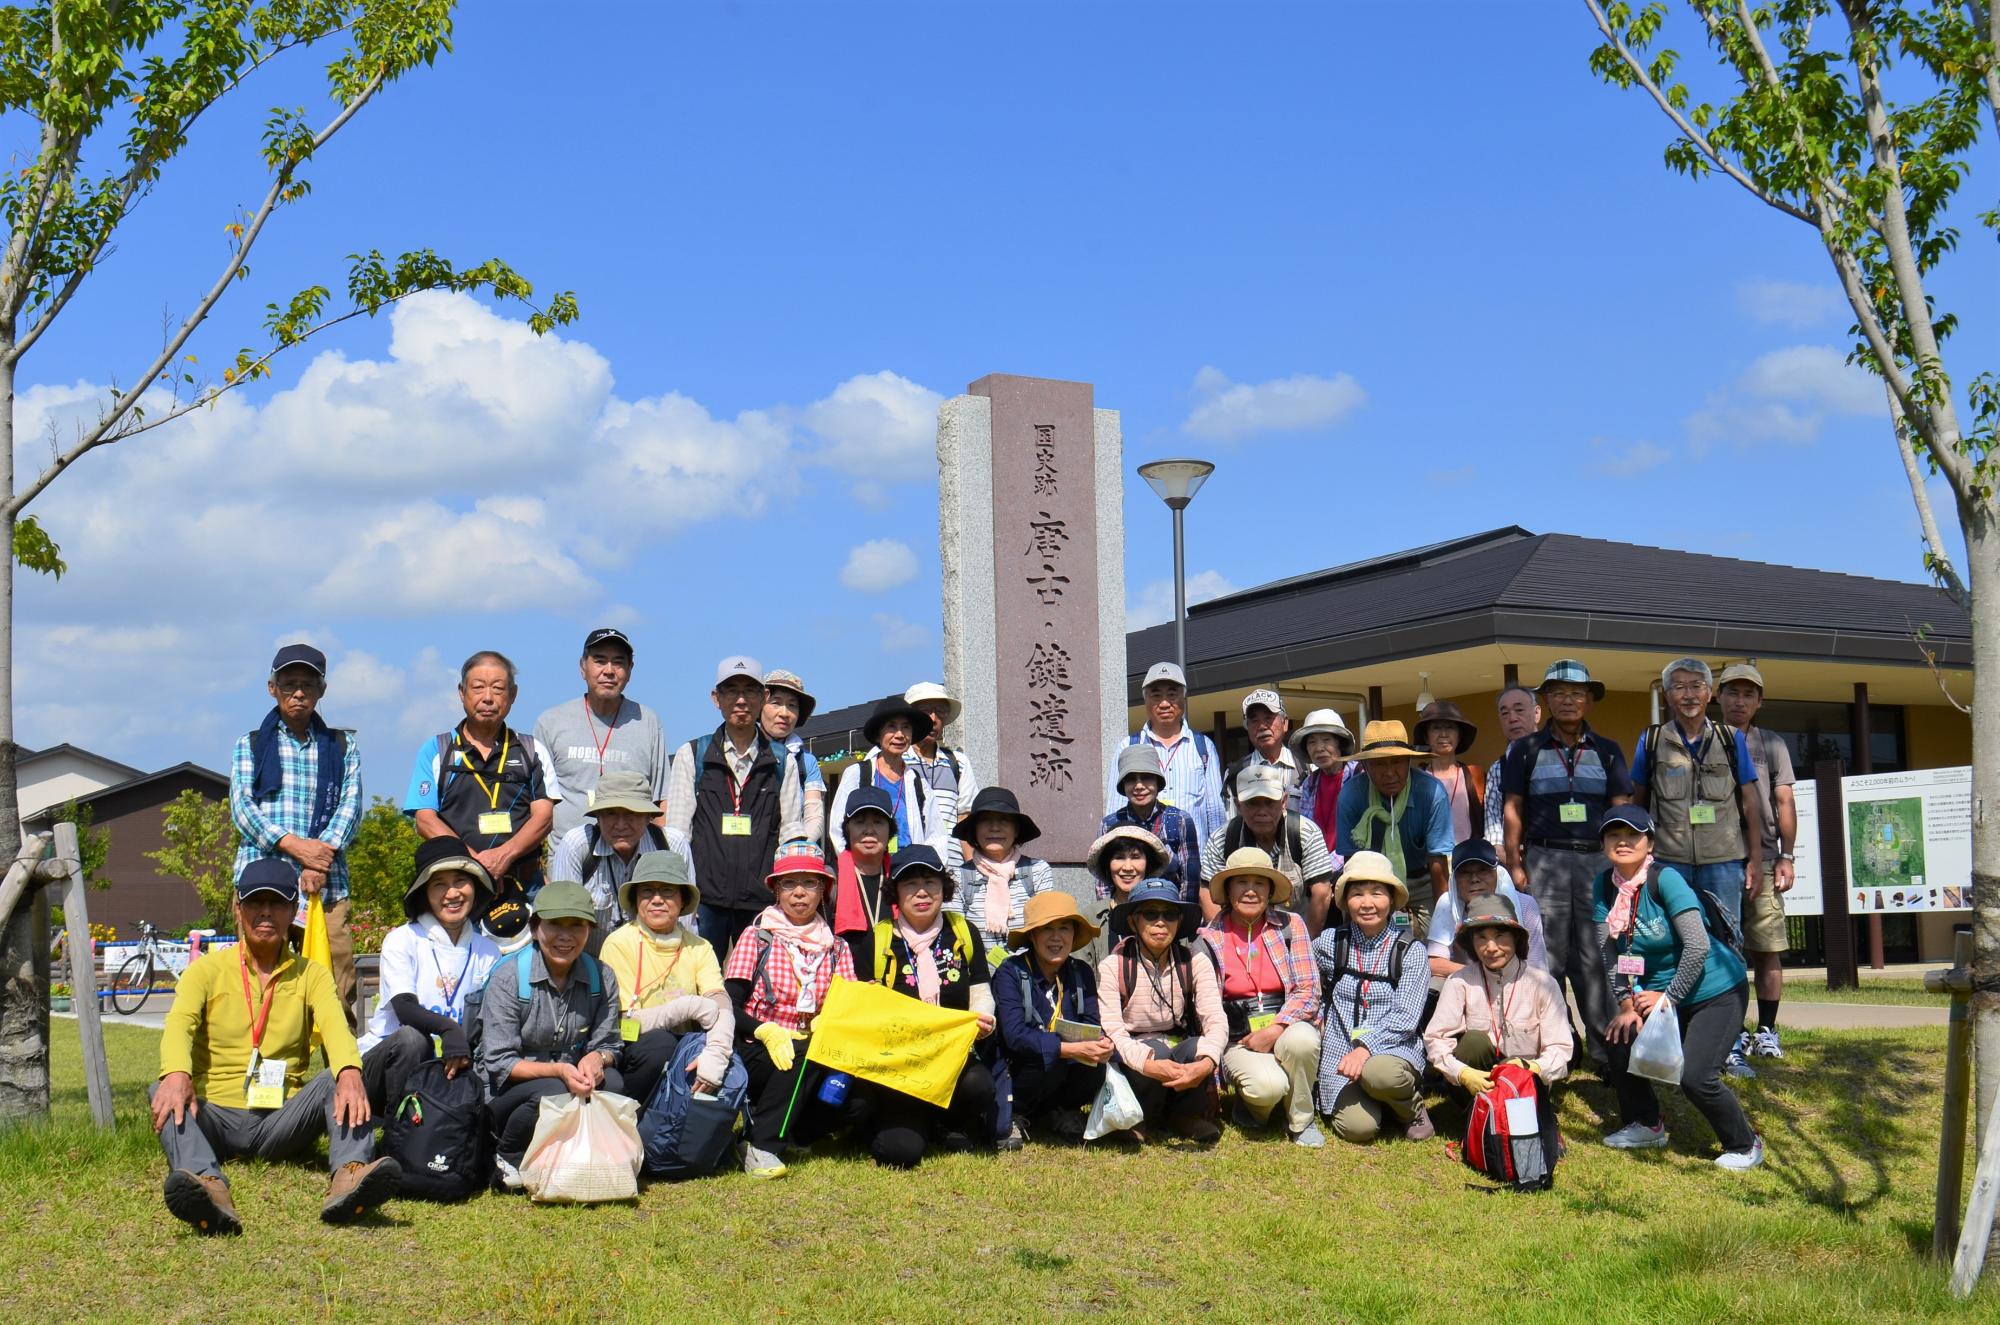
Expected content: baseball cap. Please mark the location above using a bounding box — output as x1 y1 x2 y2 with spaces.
583 627 633 655
269 643 326 676
715 655 764 686
1242 687 1287 718
1599 804 1656 837
1450 839 1501 874
1235 764 1287 803
235 857 301 903
1717 661 1765 691
844 785 896 823
1142 661 1186 689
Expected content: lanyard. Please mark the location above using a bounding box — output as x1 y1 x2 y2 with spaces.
1228 918 1268 984
463 728 511 811
861 872 887 928
1045 973 1065 1030
238 950 280 1054
1138 948 1178 1009
430 944 472 1012
1548 727 1588 797
633 941 684 1007
1156 732 1185 777
583 698 616 768
1483 966 1525 1045
1352 929 1392 1025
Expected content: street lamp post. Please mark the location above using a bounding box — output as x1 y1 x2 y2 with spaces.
1136 458 1216 678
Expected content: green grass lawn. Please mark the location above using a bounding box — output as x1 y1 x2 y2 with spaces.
3 1021 1993 1324
1787 978 1949 1008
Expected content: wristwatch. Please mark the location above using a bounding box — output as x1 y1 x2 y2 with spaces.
1778 850 1796 861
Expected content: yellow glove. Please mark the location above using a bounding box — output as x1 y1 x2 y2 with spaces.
1504 1056 1543 1079
754 1023 805 1072
1458 1066 1495 1094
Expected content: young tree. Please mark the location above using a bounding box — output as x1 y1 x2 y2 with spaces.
47 798 110 889
0 3 577 1123
344 796 421 932
1585 0 1998 1261
145 790 239 934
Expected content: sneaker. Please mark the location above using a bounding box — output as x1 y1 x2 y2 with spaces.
1603 1121 1669 1150
321 1158 401 1224
1403 1103 1435 1142
1751 1026 1784 1059
741 1144 788 1179
1732 1029 1753 1058
493 1156 525 1191
1724 1047 1758 1079
163 1169 241 1236
1291 1121 1326 1149
997 1121 1027 1152
1715 1135 1765 1171
1171 1115 1222 1146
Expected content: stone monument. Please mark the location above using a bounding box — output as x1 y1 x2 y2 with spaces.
938 374 1125 886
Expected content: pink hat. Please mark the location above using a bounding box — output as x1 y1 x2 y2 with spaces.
766 847 835 890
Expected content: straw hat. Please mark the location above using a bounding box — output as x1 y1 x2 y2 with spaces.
1006 891 1102 948
1343 719 1428 762
1333 850 1410 912
1086 826 1169 882
1208 845 1293 907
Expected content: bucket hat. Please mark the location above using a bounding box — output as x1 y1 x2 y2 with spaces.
1208 845 1293 907
954 787 1041 846
585 768 658 818
903 681 962 728
1114 743 1167 792
617 849 699 918
863 696 935 746
1289 708 1354 760
1537 659 1605 701
1333 850 1411 912
403 835 496 921
1453 892 1530 961
766 846 837 891
1006 891 1102 949
1085 825 1170 882
1413 700 1477 756
530 880 599 926
764 668 817 724
1110 879 1201 936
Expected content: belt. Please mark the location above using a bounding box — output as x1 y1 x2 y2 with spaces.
1527 837 1598 853
1224 992 1286 1016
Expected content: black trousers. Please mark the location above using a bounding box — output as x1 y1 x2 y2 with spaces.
864 1058 997 1168
621 1028 681 1107
1125 1036 1217 1126
1008 1052 1105 1119
489 1067 627 1167
359 1025 433 1117
1604 983 1756 1152
740 1036 853 1149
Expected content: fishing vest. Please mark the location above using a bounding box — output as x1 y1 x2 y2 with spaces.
1648 720 1747 865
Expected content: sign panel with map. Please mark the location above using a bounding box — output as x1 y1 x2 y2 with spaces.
1788 766 1971 916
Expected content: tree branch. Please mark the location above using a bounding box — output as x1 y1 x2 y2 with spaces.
1972 2 2000 138
4 66 389 518
1584 0 1818 224
1721 0 1865 219
0 12 79 329
1889 378 1970 604
1909 616 1973 714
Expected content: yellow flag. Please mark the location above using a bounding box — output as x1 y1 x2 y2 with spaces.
803 978 980 1109
300 894 332 1056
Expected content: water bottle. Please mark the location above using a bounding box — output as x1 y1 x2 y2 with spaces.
817 1071 851 1107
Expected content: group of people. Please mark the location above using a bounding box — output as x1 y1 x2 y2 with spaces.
159 635 1787 1231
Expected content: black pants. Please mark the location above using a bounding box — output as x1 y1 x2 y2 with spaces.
358 1025 433 1117
740 1036 849 1149
489 1067 627 1167
864 1059 996 1169
621 1028 681 1107
1604 983 1756 1152
1008 1052 1105 1119
1126 1036 1216 1127
698 904 759 963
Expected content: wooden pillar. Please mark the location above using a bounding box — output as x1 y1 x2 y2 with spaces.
1853 682 1885 968
1503 663 1519 689
1367 685 1384 726
1210 709 1228 756
1817 758 1860 990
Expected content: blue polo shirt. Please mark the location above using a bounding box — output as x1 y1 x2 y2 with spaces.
1334 767 1455 867
1500 722 1633 841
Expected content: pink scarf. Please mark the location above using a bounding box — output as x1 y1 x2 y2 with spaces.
973 850 1019 939
752 903 838 955
1604 854 1655 942
894 912 945 1004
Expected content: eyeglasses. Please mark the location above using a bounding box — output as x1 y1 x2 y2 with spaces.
1667 681 1709 695
1134 907 1181 923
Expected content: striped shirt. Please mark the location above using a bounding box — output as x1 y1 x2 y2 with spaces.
229 724 363 902
1107 724 1226 842
1312 923 1429 1101
947 857 1057 953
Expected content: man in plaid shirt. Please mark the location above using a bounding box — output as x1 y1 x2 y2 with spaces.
229 643 364 1021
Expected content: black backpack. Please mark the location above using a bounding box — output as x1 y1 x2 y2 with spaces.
381 1058 489 1201
1222 811 1306 866
1317 925 1419 1021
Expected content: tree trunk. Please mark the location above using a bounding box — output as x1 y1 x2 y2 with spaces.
0 349 46 1124
1966 511 2000 1265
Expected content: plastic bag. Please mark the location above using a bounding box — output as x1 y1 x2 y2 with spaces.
1083 1064 1144 1140
519 1090 643 1203
1628 996 1684 1086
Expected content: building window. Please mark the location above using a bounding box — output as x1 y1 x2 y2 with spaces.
1754 700 1905 775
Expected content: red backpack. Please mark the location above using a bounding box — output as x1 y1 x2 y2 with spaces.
1462 1061 1556 1191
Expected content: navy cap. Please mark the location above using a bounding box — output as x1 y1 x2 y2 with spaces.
844 785 896 822
235 857 301 903
1109 879 1202 931
269 643 326 676
1451 839 1500 874
889 845 947 879
583 627 632 655
1599 804 1655 837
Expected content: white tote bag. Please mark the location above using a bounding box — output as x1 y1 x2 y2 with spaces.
1628 997 1685 1086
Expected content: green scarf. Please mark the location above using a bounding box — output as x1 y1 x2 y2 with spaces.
1354 780 1413 880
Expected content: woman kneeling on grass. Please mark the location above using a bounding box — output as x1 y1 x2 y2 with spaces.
1312 851 1431 1145
1424 892 1570 1152
597 851 734 1107
993 892 1113 1147
724 847 858 1180
1202 847 1324 1147
479 881 624 1186
848 846 998 1167
1594 805 1764 1171
1097 879 1225 1144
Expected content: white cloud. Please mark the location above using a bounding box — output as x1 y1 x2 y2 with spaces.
802 370 944 473
871 612 931 651
1182 365 1365 442
840 538 920 592
312 498 597 614
1126 569 1237 629
1587 439 1673 477
1737 279 1845 329
1686 344 1882 445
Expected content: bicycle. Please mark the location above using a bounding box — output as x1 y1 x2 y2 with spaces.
109 921 181 1015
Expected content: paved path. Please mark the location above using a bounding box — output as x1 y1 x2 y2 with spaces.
1775 1001 1947 1030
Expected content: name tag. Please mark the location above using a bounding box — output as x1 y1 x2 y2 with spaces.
1248 1012 1277 1033
585 789 596 808
247 1056 287 1110
1503 1096 1538 1134
1616 955 1646 976
1689 804 1717 825
620 1017 640 1043
720 813 753 837
1158 794 1178 808
1391 912 1411 930
1559 801 1587 824
477 810 513 835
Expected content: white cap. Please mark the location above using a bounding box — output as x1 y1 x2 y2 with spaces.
1142 661 1187 689
903 681 962 726
1235 764 1287 803
1242 687 1287 718
716 655 764 686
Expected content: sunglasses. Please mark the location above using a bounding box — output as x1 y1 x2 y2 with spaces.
1134 907 1181 923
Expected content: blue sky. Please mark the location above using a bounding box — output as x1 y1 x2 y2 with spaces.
14 0 1993 796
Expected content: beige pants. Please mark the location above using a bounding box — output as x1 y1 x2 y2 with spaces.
1222 1021 1322 1134
322 896 357 1030
1326 1053 1422 1143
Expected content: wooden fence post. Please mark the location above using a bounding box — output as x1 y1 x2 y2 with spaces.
53 823 113 1128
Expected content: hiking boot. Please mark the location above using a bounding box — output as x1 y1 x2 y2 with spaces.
742 1144 788 1179
1403 1103 1435 1142
1230 1098 1265 1132
997 1121 1027 1152
163 1169 240 1236
1603 1121 1668 1150
1290 1121 1326 1149
321 1158 401 1224
1043 1108 1087 1141
1751 1026 1784 1059
1724 1046 1758 1079
1171 1115 1222 1146
1715 1135 1765 1172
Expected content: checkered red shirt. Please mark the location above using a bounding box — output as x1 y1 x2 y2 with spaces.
723 926 856 1031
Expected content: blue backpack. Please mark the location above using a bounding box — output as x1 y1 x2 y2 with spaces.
637 1031 750 1180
